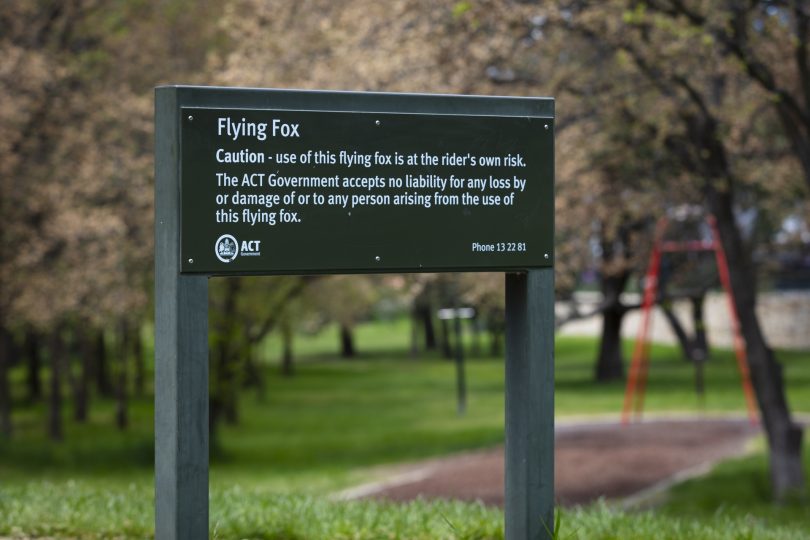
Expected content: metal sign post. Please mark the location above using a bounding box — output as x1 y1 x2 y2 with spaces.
438 307 476 416
155 86 554 539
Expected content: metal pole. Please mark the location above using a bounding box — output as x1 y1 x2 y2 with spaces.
622 220 665 423
155 87 209 540
505 269 554 539
454 302 467 416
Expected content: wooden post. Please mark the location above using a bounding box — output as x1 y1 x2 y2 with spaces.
505 268 555 539
155 87 209 540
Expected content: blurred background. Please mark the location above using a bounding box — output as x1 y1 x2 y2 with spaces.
1 1 809 538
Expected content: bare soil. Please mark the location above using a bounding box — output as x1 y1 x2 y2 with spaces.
359 419 759 507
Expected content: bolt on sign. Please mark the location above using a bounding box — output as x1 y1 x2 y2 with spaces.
156 86 554 540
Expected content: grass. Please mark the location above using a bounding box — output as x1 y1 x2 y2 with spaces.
1 317 809 537
658 437 810 530
2 486 808 539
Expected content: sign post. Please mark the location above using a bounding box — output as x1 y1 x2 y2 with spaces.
155 89 209 539
505 270 555 537
155 86 554 539
437 306 476 416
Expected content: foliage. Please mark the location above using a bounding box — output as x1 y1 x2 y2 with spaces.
2 1 807 377
0 0 223 328
3 0 810 512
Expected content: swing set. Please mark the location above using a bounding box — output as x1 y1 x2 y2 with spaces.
622 214 759 424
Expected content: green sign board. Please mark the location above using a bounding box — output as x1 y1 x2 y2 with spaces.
157 87 555 540
180 107 553 274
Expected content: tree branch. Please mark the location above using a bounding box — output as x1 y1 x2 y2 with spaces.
650 0 810 126
793 1 810 117
245 276 319 344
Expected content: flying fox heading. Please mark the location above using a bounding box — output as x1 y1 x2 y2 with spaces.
217 117 300 141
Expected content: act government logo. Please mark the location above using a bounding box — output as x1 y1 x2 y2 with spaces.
215 234 262 262
215 234 239 263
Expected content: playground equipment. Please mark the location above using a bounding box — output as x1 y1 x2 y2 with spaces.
622 214 759 424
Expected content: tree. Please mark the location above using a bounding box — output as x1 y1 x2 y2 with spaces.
641 0 810 194
0 328 12 438
47 325 66 442
23 328 43 402
554 0 806 500
208 275 316 436
302 276 380 358
0 0 226 437
406 275 442 355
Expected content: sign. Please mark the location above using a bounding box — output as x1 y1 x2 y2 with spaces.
437 307 476 320
156 86 555 540
180 107 553 274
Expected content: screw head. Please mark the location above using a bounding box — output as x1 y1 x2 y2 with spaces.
544 253 549 259
375 256 381 262
375 120 381 126
544 124 549 130
188 115 194 121
188 258 194 263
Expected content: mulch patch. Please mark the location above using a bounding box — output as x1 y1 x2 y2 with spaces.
366 419 759 506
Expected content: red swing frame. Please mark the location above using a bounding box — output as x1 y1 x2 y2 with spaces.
621 216 758 425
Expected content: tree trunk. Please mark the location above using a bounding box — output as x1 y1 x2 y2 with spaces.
0 327 12 438
115 320 129 430
660 295 709 363
133 325 145 397
595 272 628 382
489 329 502 356
213 343 229 426
708 186 805 500
211 279 241 435
94 330 112 397
224 381 239 425
410 309 420 357
669 107 806 499
417 304 436 350
242 346 266 401
48 326 65 441
690 296 708 362
595 304 626 381
469 317 481 357
72 327 92 423
439 318 453 359
24 328 42 402
280 320 294 377
660 298 692 362
340 322 356 358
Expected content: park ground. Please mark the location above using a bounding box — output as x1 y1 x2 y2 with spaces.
1 317 809 538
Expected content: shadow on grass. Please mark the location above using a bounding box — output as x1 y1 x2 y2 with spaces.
0 434 154 476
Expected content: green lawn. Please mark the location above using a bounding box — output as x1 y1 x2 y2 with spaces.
3 486 808 539
1 318 809 538
660 437 810 529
